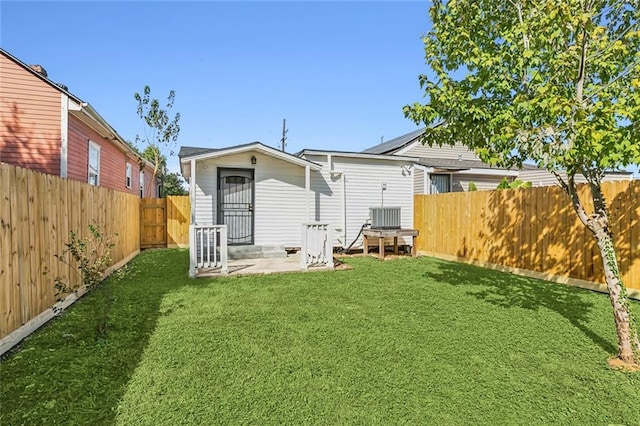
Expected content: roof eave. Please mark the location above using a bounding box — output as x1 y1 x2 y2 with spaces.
180 143 322 171
300 150 420 163
69 100 154 170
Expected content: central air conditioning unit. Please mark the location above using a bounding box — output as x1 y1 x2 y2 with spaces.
369 207 401 230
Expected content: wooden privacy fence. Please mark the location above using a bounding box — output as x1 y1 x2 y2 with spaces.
140 196 190 249
166 196 190 247
140 198 166 248
0 163 141 339
414 180 640 291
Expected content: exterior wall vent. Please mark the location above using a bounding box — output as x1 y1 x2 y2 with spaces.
369 207 401 230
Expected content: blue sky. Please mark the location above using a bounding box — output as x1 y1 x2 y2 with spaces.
1 1 431 173
2 1 638 177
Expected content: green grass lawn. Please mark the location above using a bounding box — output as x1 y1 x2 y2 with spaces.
1 249 639 425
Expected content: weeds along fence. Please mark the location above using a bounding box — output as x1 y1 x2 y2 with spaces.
0 163 140 339
414 180 640 292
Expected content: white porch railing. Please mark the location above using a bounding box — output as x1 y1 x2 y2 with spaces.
301 223 333 270
189 225 228 278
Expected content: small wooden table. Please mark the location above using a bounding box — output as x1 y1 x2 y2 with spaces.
362 228 419 260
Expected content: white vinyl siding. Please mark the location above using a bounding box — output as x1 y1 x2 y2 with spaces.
400 141 479 161
192 152 308 247
413 168 425 194
191 151 415 249
518 169 632 187
304 154 414 249
452 174 507 191
125 163 132 188
88 142 100 186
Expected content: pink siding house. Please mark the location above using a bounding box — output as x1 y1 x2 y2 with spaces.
0 48 158 197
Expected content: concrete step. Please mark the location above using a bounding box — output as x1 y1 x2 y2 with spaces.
228 245 287 260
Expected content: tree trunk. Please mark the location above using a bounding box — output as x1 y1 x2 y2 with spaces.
557 173 640 365
592 226 640 364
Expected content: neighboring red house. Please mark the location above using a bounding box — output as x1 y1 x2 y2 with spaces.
0 48 158 197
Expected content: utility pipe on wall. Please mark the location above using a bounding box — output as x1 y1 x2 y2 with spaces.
328 154 347 248
305 164 311 221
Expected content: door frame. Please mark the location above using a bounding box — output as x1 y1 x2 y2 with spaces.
217 167 255 245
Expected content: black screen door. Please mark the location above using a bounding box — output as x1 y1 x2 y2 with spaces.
217 169 254 245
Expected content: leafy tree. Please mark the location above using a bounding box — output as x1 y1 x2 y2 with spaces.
404 0 640 366
134 86 181 196
139 146 187 196
468 181 478 191
496 177 533 190
163 172 188 196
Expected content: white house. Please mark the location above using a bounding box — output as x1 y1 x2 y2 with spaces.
179 142 420 275
363 127 633 190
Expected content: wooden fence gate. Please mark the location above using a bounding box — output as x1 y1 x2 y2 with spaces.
140 198 167 248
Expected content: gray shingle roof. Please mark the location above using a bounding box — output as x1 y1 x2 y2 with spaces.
419 158 494 170
361 127 426 154
179 146 222 159
178 141 260 160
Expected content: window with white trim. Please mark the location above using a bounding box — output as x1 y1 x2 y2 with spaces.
88 142 100 186
139 171 145 197
125 163 132 188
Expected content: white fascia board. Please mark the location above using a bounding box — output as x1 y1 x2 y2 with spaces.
69 102 154 170
60 94 69 178
302 150 419 163
67 98 82 111
456 168 519 176
413 163 434 173
181 143 322 171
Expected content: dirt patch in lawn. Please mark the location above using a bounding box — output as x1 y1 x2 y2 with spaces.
608 357 640 372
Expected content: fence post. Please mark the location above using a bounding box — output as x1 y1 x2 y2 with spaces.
301 224 308 270
220 225 228 274
189 224 196 278
326 224 334 269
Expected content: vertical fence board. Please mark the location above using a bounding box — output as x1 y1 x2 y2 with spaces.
1 165 18 336
0 164 141 339
414 180 639 291
629 181 640 289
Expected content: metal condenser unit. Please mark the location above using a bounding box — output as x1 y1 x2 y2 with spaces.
369 207 401 230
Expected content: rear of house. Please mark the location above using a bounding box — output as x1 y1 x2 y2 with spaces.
299 150 416 249
0 48 158 197
180 143 419 252
180 143 321 248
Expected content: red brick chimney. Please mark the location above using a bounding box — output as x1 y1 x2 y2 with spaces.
29 64 48 77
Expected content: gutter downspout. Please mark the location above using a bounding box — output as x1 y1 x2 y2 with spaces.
342 172 346 248
189 159 196 278
328 154 347 249
305 165 311 221
60 94 69 178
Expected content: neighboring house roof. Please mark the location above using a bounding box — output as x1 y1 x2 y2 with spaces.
297 149 419 163
362 126 520 175
179 142 323 178
361 127 427 154
0 48 154 170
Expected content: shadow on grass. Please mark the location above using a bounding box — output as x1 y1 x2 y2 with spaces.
425 259 616 355
0 249 194 425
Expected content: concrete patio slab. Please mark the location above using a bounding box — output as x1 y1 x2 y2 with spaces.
196 252 337 277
